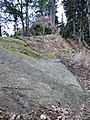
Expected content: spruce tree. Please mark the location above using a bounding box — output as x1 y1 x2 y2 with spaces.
62 0 90 46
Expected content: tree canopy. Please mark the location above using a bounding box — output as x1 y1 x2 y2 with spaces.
62 0 90 46
0 0 58 36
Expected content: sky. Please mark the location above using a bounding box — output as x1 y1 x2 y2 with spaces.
57 0 67 23
3 0 67 36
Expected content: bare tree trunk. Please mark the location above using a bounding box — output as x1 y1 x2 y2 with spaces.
26 1 29 36
14 14 18 34
0 24 1 36
79 19 83 43
73 3 76 38
73 20 76 38
0 12 2 36
49 0 56 29
20 0 25 36
87 0 90 36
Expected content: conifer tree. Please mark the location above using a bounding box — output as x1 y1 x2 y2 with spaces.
62 0 90 45
87 0 90 36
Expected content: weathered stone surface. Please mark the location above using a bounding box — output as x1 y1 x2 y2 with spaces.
0 49 87 113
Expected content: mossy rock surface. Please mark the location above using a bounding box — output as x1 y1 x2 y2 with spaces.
0 37 40 58
0 49 87 112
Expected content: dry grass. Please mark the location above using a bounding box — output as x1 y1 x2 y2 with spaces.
19 35 74 59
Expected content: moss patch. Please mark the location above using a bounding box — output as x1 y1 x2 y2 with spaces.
0 37 40 58
20 48 40 58
0 37 27 46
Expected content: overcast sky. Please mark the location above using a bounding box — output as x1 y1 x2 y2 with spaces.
57 0 67 22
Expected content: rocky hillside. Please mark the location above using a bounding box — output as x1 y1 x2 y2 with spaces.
0 35 90 119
